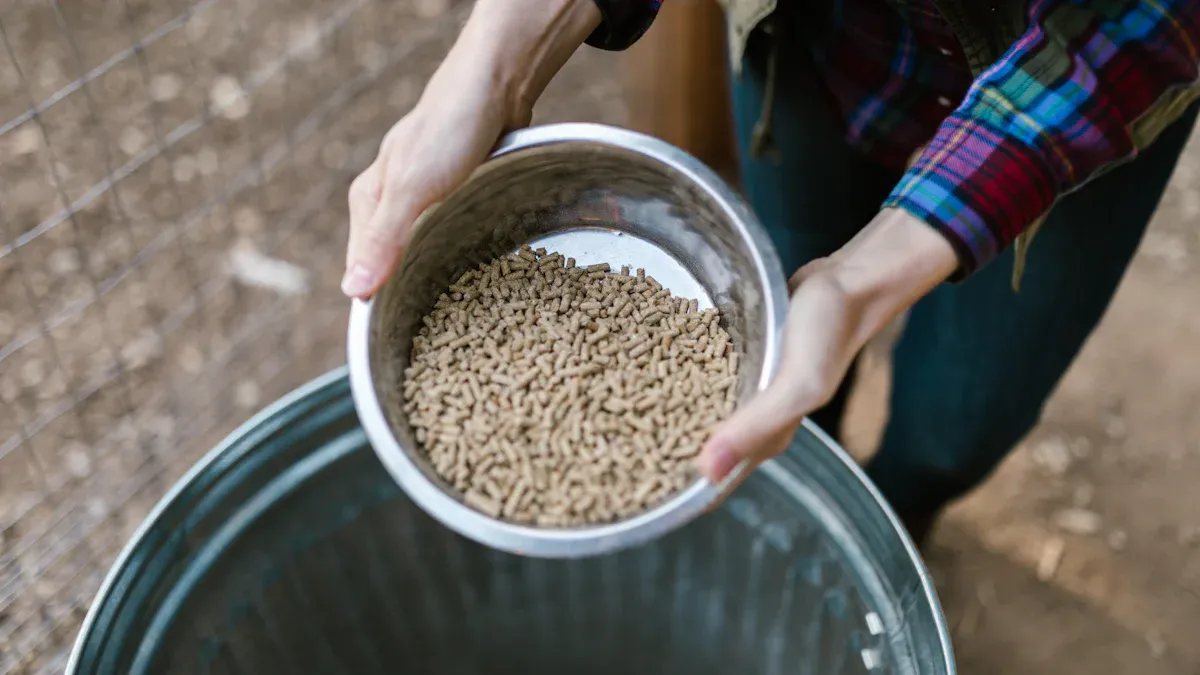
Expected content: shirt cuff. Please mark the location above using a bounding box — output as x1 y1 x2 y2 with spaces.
585 0 662 51
882 112 1059 280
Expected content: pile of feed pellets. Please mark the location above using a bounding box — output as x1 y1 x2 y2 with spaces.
402 245 739 527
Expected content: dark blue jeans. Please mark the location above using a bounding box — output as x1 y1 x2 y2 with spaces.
730 24 1200 517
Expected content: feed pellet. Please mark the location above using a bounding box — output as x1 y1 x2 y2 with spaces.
402 245 740 527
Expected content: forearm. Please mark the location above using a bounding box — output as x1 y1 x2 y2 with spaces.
887 0 1200 279
823 208 958 347
436 0 601 128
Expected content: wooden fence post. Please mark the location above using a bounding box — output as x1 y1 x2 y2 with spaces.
621 0 738 183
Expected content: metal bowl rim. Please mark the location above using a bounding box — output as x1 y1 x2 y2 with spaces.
346 122 790 558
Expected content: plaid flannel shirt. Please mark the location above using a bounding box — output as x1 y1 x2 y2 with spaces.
589 0 1200 279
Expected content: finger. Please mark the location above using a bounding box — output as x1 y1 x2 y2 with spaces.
344 165 384 297
696 376 814 484
788 258 831 294
702 457 763 513
342 175 420 298
347 163 381 238
697 276 843 483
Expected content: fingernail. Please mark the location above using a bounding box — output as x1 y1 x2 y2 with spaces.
341 264 375 297
698 441 737 483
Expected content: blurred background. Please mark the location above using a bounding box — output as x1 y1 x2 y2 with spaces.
0 0 1197 672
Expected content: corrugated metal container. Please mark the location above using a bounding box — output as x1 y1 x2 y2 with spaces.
68 369 954 674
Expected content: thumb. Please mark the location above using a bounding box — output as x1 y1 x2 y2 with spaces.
342 182 419 298
696 378 812 484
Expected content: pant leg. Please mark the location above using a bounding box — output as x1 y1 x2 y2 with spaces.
866 103 1200 516
730 16 900 439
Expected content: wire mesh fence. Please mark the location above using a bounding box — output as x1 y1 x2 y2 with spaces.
0 0 578 669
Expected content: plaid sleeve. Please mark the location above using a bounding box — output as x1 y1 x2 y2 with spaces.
585 1 663 50
884 0 1200 278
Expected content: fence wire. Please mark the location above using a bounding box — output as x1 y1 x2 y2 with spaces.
0 0 471 670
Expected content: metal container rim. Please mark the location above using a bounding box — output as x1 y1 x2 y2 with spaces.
67 368 956 675
66 368 355 673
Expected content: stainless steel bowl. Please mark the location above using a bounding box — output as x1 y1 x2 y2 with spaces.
347 123 789 558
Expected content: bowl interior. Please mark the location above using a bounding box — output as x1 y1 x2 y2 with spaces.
367 135 781 524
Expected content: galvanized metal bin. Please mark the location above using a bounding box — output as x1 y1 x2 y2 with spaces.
68 368 955 674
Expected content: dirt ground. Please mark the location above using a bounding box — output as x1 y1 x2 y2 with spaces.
842 127 1200 673
0 0 1197 672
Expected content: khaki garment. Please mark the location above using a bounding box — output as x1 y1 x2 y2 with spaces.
717 0 777 76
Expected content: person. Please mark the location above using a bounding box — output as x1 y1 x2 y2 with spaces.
343 0 1200 546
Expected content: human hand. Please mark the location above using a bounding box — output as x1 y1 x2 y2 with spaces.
696 208 958 485
342 0 600 298
342 52 516 297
